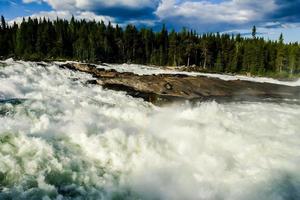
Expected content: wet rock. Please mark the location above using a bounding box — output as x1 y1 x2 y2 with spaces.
165 83 173 90
85 80 98 85
59 63 300 104
0 98 26 105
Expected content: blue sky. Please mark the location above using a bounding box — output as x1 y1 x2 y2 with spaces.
0 0 300 42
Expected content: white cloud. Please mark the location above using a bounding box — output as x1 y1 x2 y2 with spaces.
156 0 277 26
22 0 44 3
121 19 158 27
9 10 114 25
19 0 299 34
23 0 157 10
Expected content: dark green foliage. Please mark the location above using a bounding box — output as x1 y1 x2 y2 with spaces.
252 26 256 39
0 16 300 76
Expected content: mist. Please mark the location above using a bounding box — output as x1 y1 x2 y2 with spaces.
1 60 300 200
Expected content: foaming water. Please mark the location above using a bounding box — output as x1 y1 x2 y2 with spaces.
1 61 300 200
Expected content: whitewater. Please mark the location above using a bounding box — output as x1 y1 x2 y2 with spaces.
1 60 300 200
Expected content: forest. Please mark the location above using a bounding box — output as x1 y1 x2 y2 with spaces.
0 16 300 76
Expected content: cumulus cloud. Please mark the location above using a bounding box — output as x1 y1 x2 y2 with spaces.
9 10 114 25
19 0 300 32
22 0 160 20
155 0 279 31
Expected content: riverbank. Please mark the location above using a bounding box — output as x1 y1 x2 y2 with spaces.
1 57 299 80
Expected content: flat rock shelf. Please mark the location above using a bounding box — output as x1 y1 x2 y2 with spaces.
60 62 300 105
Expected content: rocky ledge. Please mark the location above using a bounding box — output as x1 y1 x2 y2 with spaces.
60 63 300 104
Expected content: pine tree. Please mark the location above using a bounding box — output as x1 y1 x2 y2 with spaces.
0 16 7 56
287 45 297 74
0 16 299 77
168 30 178 66
215 51 223 72
275 33 285 73
252 26 256 39
158 24 168 66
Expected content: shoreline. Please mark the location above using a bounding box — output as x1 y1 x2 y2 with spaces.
1 57 299 81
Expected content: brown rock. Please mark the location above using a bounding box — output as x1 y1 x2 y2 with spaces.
60 63 300 104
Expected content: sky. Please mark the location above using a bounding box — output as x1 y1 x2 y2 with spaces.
0 0 300 43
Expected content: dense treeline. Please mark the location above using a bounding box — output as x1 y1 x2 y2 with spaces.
0 16 300 75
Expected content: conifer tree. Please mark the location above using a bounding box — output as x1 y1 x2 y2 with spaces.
276 33 285 73
0 16 299 76
252 26 257 39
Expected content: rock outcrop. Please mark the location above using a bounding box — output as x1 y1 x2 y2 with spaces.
60 63 300 104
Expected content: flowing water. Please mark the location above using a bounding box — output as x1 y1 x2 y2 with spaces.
0 60 300 200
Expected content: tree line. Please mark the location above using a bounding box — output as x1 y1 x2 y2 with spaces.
0 16 299 76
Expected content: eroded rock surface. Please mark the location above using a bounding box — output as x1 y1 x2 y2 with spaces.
60 63 300 104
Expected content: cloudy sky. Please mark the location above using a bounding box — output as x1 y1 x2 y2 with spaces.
0 0 300 42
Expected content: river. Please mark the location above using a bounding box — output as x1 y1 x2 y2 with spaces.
1 60 300 200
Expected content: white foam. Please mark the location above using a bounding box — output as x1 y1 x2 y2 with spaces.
0 61 300 199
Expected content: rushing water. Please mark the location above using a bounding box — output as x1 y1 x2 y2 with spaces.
0 60 300 200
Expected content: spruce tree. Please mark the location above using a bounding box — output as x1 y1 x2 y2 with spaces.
275 34 285 73
252 26 256 39
215 52 223 72
0 16 299 77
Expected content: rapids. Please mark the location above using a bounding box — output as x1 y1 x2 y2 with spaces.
0 60 300 200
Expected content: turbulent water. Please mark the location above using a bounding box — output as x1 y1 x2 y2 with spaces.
1 60 300 200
